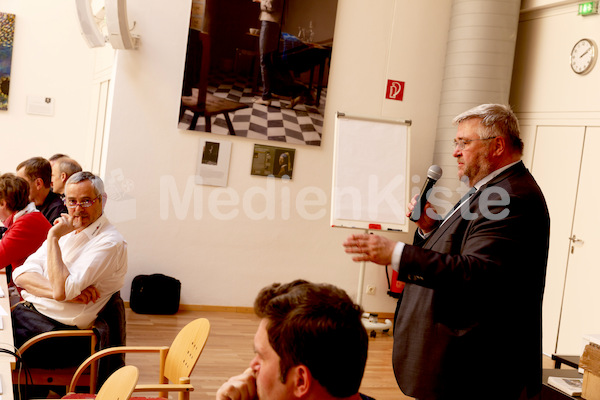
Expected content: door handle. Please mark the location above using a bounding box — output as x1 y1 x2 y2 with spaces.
569 235 584 254
569 235 584 244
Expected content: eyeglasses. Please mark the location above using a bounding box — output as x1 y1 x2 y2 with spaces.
64 196 101 209
452 137 496 150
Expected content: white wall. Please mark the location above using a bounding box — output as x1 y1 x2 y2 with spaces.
511 3 600 114
2 0 450 313
101 0 451 312
0 1 95 171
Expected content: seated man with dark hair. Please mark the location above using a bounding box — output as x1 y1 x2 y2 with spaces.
216 279 373 400
16 156 67 224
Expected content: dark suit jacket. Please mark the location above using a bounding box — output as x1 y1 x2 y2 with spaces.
392 162 549 400
37 190 68 225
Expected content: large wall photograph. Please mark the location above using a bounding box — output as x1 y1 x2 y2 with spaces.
177 0 338 146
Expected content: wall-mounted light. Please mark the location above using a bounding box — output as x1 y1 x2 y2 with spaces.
75 0 106 48
106 0 139 49
75 0 139 50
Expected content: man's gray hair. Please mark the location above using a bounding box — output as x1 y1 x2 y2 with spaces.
66 171 105 198
59 158 82 177
453 104 523 154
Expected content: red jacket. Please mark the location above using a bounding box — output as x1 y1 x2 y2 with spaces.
0 210 51 271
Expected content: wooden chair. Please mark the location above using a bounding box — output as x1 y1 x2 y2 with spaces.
180 30 249 135
63 365 139 400
13 329 98 393
552 354 580 369
68 318 211 400
12 292 126 395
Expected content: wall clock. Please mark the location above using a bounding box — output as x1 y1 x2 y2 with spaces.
570 38 597 75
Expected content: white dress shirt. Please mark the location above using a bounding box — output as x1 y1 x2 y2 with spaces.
14 214 127 328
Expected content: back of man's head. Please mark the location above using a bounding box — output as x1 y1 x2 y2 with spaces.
58 157 83 177
49 153 69 164
0 173 30 212
254 280 368 398
16 157 52 188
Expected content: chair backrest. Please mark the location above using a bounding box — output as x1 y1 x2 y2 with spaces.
95 365 139 400
95 291 127 387
163 318 211 384
14 291 126 395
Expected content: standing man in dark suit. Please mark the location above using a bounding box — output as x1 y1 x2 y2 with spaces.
343 104 550 400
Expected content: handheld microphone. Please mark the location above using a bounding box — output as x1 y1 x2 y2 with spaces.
409 165 443 222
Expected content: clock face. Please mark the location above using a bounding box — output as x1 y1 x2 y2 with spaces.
571 38 597 75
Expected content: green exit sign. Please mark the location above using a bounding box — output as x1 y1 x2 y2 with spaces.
578 1 599 15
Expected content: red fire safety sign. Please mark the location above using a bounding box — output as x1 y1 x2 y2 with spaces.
386 80 405 101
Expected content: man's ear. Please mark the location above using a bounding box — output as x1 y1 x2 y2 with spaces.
290 365 311 398
60 172 68 183
101 193 108 211
34 177 45 190
491 135 506 157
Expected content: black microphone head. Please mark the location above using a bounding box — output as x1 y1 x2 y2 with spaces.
427 165 443 181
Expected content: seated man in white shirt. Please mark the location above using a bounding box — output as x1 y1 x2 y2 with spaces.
11 171 127 369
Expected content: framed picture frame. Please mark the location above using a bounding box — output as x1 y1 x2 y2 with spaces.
251 144 295 179
195 139 232 187
0 12 16 111
177 0 338 147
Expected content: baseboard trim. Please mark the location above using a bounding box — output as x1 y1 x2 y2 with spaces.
362 312 395 320
124 302 254 314
123 302 394 319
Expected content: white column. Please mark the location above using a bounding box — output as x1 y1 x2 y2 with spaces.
433 0 521 199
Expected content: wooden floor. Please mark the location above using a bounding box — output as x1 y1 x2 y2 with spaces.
125 308 557 400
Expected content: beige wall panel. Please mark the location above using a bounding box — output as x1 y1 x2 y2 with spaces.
530 125 584 355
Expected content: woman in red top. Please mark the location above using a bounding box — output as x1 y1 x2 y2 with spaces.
0 173 51 277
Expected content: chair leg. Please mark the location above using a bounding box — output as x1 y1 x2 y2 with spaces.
189 113 199 130
223 113 236 136
205 116 212 132
316 60 325 107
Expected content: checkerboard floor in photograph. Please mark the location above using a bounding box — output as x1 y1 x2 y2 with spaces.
178 74 326 146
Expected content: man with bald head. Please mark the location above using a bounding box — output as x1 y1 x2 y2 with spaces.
51 156 82 196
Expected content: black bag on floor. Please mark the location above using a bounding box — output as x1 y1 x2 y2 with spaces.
130 274 181 315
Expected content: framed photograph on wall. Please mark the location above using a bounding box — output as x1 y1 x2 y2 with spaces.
251 144 295 179
195 139 232 186
0 12 16 111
